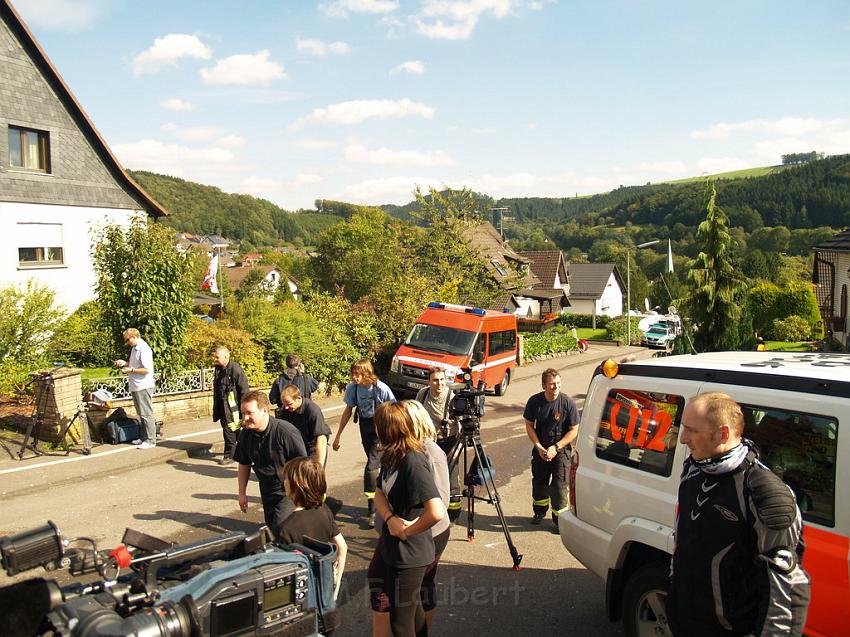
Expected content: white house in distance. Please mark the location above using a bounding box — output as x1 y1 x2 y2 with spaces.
0 0 165 313
563 263 625 327
813 228 850 350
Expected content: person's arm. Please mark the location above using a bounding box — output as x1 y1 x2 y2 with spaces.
748 470 811 637
525 418 548 460
396 498 444 541
235 365 250 401
237 463 251 513
550 427 578 460
268 378 281 406
375 488 392 524
331 533 347 592
314 435 328 466
333 405 352 451
307 374 319 394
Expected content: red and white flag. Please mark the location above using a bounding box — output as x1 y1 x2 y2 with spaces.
202 254 219 294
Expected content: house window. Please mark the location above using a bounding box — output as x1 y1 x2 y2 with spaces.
8 126 50 172
18 223 64 267
491 259 508 276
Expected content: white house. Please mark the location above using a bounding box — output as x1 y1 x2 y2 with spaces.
0 0 165 313
563 263 625 326
813 229 850 350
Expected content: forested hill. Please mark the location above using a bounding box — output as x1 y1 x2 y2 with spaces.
495 154 850 229
129 171 340 246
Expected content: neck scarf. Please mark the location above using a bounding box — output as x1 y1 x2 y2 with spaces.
694 442 749 475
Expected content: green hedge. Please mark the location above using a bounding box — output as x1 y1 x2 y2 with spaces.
523 329 579 359
557 313 611 329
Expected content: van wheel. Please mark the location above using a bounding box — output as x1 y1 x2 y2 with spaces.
622 562 671 637
494 370 510 396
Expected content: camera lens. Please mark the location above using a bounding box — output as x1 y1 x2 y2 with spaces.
123 602 192 637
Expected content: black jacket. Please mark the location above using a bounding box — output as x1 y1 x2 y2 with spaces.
269 368 318 406
212 361 250 423
668 445 810 637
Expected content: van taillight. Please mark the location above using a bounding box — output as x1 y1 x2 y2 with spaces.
569 450 579 514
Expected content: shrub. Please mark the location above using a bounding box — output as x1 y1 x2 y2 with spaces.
49 301 113 367
557 313 610 329
523 330 578 360
749 282 823 340
770 315 812 341
184 318 272 386
607 316 643 345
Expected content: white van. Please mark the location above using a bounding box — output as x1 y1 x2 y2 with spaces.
561 351 849 637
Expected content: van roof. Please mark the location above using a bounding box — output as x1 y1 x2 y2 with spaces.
626 351 850 381
423 302 510 319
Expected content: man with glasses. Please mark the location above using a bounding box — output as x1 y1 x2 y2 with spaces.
113 328 157 450
279 384 331 466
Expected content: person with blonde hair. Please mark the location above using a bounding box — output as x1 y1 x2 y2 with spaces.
333 358 395 526
368 400 450 636
369 402 443 636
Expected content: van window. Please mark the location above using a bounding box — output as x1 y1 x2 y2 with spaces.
741 405 838 527
405 323 477 356
595 389 684 477
471 333 486 363
488 329 516 356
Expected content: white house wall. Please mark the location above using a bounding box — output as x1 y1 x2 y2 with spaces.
598 273 623 317
0 201 139 314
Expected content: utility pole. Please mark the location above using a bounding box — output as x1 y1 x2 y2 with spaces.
491 206 512 240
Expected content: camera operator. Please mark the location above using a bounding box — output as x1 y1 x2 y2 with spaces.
415 367 462 521
523 368 579 533
235 391 307 530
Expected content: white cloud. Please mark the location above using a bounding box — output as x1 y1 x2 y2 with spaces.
13 0 106 31
296 37 351 57
291 98 435 129
633 160 689 175
201 50 286 86
320 0 399 18
695 157 754 174
414 0 543 41
112 139 234 177
131 34 212 76
290 139 338 150
215 135 246 149
160 98 195 112
161 125 221 142
691 117 830 140
294 173 324 186
389 60 426 76
343 143 453 166
343 176 441 204
240 176 283 196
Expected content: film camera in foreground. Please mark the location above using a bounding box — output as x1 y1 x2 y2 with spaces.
0 521 337 637
445 370 522 570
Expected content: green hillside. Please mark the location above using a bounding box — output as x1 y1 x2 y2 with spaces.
129 170 341 246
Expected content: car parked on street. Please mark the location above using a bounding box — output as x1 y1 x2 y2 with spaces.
560 351 849 637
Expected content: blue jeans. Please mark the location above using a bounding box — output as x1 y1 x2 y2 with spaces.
131 388 156 444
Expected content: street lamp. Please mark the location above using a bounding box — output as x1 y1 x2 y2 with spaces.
627 240 661 346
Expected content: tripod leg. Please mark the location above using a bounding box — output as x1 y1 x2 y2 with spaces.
470 438 523 570
17 420 35 461
79 410 92 455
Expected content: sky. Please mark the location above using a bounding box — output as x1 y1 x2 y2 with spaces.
11 0 850 211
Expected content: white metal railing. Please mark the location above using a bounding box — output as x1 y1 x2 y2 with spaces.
83 368 215 400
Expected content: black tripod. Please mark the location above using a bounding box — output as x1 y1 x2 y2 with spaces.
18 370 92 460
445 421 523 570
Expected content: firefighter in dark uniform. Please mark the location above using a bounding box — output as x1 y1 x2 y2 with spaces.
212 346 250 465
523 368 579 532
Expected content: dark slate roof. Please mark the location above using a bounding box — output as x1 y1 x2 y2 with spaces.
814 229 850 252
517 251 567 289
566 263 623 299
487 291 519 313
224 265 279 289
1 0 167 217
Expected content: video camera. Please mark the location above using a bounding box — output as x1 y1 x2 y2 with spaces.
0 521 338 637
449 368 486 432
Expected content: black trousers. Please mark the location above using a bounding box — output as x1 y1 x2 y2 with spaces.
218 418 237 459
531 450 570 516
387 564 428 636
359 417 382 503
261 492 295 533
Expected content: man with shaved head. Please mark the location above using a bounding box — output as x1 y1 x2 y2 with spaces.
212 346 250 465
669 392 810 636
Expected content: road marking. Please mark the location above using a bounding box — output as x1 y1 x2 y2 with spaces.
0 404 346 476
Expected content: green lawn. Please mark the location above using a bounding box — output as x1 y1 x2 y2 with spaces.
82 367 113 380
576 328 609 340
664 165 783 184
764 341 812 352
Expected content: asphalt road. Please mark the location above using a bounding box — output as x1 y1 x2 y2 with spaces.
1 349 643 637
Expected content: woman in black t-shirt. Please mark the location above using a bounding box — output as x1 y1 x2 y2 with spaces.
277 457 347 594
370 402 444 636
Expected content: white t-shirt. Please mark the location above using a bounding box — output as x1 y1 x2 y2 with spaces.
128 338 155 392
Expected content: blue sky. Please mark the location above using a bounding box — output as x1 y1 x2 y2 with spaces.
12 0 850 210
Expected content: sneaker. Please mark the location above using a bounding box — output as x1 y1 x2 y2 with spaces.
551 515 560 533
218 456 235 466
136 441 155 450
131 439 143 445
531 512 545 526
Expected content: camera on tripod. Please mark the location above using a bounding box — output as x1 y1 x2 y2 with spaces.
0 521 337 637
448 369 485 430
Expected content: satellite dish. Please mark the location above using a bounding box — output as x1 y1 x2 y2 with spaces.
668 305 678 315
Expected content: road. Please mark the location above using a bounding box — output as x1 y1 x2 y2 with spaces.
1 349 644 636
